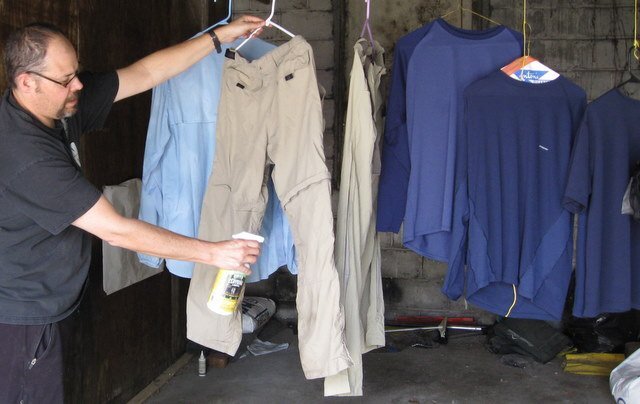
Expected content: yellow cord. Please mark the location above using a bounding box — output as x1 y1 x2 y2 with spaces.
523 0 527 57
505 284 517 317
440 7 501 27
521 0 532 69
468 8 502 26
634 0 639 60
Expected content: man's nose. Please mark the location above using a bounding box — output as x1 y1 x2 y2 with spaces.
70 75 83 91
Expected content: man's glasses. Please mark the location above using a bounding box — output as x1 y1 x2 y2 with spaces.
27 70 79 88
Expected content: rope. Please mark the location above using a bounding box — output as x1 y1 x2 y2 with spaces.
505 284 517 317
521 0 531 68
634 0 639 60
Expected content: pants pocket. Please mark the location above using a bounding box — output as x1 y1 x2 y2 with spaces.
28 323 57 370
24 323 64 404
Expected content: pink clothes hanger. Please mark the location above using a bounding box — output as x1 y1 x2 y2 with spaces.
360 0 374 46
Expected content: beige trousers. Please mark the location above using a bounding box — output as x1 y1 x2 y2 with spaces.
186 36 352 379
324 39 387 396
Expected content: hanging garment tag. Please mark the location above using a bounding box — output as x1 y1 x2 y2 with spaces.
502 56 560 83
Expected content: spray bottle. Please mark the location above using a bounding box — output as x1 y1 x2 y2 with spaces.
207 232 264 316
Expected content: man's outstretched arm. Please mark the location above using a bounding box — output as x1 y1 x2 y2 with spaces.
73 196 260 273
114 15 264 102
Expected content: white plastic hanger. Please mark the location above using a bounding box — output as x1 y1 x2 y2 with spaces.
360 0 374 47
235 0 294 52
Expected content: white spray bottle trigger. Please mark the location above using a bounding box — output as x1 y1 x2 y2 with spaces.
232 232 265 243
232 232 264 268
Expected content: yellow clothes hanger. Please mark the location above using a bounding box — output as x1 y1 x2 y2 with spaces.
501 0 558 83
440 6 502 27
616 0 640 88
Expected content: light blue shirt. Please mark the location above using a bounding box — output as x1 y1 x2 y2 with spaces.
138 37 298 279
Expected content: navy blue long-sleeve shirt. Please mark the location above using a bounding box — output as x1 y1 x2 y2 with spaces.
445 71 586 320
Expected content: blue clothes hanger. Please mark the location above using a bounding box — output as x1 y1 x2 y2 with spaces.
204 0 233 33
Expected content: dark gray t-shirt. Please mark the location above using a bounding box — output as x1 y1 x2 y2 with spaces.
0 71 118 325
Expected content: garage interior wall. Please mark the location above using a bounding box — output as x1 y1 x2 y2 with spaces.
0 0 638 402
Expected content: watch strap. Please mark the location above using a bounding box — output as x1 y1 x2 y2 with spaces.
208 30 222 54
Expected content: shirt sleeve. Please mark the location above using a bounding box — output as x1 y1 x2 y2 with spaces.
442 95 471 300
376 46 411 232
563 115 592 214
78 71 119 133
5 157 101 235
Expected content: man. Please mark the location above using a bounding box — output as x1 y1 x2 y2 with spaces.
0 16 264 403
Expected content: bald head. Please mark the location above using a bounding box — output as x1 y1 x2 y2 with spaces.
3 23 70 90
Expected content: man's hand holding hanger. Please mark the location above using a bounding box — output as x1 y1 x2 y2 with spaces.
213 15 265 43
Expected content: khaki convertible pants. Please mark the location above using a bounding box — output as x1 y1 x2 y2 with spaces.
325 38 386 396
186 36 352 379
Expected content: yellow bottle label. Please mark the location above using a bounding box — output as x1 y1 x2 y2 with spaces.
207 270 245 315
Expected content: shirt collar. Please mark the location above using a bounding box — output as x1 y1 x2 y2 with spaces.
4 89 64 136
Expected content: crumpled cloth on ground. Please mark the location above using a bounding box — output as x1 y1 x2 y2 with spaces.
247 339 289 356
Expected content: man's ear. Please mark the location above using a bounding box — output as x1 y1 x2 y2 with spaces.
15 72 37 93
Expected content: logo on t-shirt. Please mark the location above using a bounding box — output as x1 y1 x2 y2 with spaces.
61 118 81 168
70 142 81 167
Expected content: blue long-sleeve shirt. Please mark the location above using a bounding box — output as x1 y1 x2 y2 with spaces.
445 71 586 320
138 37 297 280
376 21 437 232
377 19 522 262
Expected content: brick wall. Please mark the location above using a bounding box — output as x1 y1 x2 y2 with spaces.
490 0 638 100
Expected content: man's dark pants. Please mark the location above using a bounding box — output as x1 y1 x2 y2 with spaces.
0 322 64 403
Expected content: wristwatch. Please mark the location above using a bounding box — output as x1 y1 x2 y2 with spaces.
208 29 222 54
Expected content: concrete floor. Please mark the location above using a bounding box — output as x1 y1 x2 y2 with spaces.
139 322 613 403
